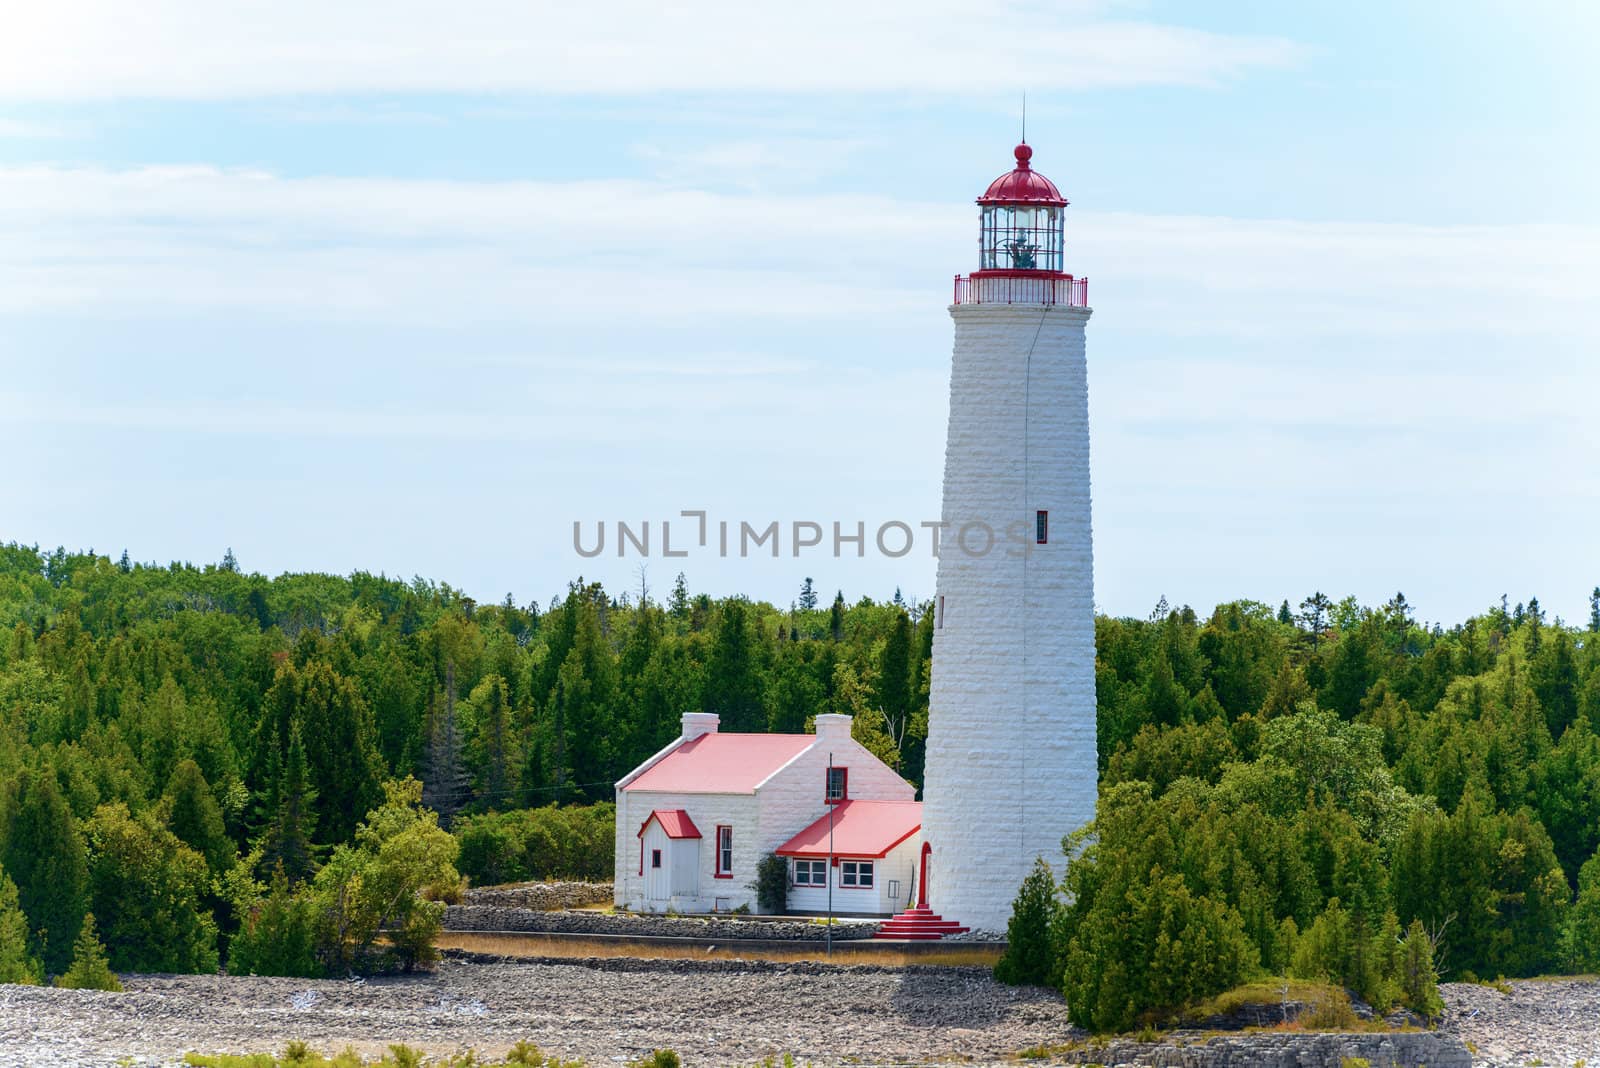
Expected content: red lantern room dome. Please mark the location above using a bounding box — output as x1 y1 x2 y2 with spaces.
977 143 1068 206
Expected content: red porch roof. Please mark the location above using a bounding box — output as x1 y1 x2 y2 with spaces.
775 800 922 859
638 808 702 839
625 732 814 794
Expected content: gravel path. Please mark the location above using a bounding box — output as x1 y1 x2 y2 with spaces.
0 956 1073 1068
1440 978 1600 1068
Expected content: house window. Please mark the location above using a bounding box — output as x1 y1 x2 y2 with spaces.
840 860 874 888
793 859 827 886
825 766 848 804
1036 510 1048 545
651 849 662 869
715 825 733 878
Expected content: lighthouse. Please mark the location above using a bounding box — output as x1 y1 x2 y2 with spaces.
918 142 1097 934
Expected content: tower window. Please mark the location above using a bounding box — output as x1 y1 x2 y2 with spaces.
1036 510 1049 545
936 595 945 629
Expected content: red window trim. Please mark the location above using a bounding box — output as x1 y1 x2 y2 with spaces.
825 766 849 804
714 824 734 879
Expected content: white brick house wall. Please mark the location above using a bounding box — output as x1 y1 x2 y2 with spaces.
920 302 1099 934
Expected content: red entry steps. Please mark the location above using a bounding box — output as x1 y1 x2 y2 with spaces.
872 906 970 941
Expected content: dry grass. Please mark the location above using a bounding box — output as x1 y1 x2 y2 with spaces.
436 931 1002 968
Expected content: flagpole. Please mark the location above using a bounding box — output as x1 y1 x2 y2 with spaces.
826 751 834 959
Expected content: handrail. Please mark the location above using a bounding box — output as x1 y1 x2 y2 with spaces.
952 274 1088 307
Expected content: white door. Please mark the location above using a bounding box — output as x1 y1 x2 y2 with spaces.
642 823 672 904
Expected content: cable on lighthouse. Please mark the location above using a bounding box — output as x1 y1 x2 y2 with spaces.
1019 299 1049 862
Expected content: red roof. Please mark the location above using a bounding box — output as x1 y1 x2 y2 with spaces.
624 732 814 794
775 800 922 859
638 809 702 839
978 143 1067 206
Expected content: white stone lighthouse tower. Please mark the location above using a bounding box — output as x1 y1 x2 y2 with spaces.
918 142 1097 934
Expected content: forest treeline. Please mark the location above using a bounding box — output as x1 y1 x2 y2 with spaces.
997 589 1600 1030
0 544 930 979
3 542 1600 1005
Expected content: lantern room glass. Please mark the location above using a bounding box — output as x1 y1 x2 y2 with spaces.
979 204 1063 272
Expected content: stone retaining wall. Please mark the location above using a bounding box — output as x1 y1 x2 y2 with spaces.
462 881 614 911
443 904 880 941
1059 1029 1471 1068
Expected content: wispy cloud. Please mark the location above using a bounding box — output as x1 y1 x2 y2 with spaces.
0 117 70 138
0 165 1593 342
0 1 1302 99
632 137 867 190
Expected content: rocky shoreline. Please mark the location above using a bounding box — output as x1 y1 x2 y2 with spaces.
0 958 1594 1067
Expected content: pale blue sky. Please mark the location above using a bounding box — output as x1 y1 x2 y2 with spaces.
2 1 1596 624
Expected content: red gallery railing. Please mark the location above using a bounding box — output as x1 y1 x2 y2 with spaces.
952 273 1089 307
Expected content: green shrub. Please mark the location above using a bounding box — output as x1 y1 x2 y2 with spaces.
1563 847 1600 972
55 913 122 991
84 801 219 974
627 1053 679 1068
1061 865 1258 1032
1399 918 1444 1021
1289 898 1401 1013
750 853 788 914
995 857 1061 987
229 865 320 978
0 865 42 984
311 778 459 974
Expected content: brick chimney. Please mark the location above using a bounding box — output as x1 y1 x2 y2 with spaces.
813 713 852 748
681 712 720 741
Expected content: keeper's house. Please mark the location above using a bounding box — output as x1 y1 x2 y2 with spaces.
614 711 921 915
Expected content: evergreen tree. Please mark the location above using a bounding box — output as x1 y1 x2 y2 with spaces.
994 857 1059 987
54 913 120 991
468 675 520 809
798 577 818 612
0 768 88 975
702 600 763 732
165 759 232 874
0 866 41 984
1277 600 1294 625
1299 592 1332 651
829 591 845 642
1590 587 1600 633
1564 848 1600 973
875 609 915 757
291 660 386 843
84 802 219 974
228 864 319 978
261 721 319 884
1400 918 1444 1021
667 572 690 622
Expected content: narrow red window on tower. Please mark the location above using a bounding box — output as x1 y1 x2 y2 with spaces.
1036 510 1049 545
